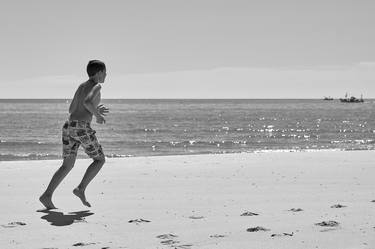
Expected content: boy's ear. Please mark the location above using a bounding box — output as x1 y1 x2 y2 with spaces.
93 71 100 78
95 70 104 76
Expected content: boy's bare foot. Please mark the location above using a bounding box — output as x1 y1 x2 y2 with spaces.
39 194 57 210
73 188 91 207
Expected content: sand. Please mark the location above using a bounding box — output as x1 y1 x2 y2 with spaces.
0 150 374 249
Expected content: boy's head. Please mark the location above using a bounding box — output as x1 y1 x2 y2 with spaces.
87 60 106 83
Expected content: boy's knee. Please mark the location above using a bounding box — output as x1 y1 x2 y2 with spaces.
94 156 105 164
61 163 74 171
62 155 76 170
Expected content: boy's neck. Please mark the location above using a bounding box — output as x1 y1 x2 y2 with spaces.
87 78 99 85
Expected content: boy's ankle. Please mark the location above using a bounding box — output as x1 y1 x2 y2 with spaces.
75 186 85 192
41 192 52 197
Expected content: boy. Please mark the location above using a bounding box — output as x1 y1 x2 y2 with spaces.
39 60 109 209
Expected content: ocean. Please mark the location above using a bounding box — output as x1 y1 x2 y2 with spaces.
1 99 375 161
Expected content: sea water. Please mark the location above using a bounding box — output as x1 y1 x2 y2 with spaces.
1 99 375 161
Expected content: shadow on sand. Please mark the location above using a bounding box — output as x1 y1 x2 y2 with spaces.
37 209 94 226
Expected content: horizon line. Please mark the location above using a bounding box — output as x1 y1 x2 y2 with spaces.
0 97 372 100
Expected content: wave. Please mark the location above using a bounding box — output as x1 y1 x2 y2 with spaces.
0 153 135 161
106 154 134 158
330 139 375 144
2 147 375 161
0 153 61 161
0 141 58 146
112 128 171 134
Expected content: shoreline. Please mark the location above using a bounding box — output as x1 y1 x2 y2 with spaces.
1 150 374 248
0 147 369 163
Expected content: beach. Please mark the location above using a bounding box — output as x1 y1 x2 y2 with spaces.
0 150 374 249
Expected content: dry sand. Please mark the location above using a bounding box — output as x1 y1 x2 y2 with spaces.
0 150 374 249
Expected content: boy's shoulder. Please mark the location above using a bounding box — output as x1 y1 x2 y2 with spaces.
76 81 102 100
75 82 86 91
79 81 89 88
80 81 101 90
73 82 89 98
77 81 96 92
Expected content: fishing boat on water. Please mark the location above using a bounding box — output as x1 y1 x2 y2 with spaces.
339 93 364 103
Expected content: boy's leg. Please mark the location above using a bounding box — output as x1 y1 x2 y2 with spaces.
73 125 105 207
73 156 105 207
39 155 77 209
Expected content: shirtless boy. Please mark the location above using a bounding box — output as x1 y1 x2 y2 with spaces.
40 60 109 209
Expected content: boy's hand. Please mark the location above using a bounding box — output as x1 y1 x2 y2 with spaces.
97 104 109 116
95 114 106 124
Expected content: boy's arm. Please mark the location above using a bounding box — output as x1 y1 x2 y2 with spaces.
84 84 105 123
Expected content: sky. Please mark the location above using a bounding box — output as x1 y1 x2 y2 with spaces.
1 0 375 98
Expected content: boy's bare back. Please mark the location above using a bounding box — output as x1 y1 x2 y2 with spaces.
69 80 101 123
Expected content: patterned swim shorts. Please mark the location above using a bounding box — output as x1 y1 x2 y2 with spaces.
62 120 104 160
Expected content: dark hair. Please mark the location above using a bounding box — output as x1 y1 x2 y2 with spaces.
86 60 106 77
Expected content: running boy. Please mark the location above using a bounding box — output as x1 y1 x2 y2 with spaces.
40 60 109 209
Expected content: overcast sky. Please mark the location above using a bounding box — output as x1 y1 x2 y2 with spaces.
1 0 374 98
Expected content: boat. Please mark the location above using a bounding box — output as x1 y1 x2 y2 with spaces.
323 96 333 100
339 93 364 103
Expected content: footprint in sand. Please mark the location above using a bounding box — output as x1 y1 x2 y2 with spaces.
157 234 179 246
156 234 178 240
128 218 151 224
315 220 340 227
330 204 347 208
175 245 193 249
160 239 180 245
271 232 294 237
72 242 96 246
315 220 340 232
288 208 303 212
241 211 259 216
156 234 193 248
1 222 26 228
246 226 270 232
157 234 180 246
188 215 205 219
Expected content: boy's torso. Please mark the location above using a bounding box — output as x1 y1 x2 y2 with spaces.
69 81 101 123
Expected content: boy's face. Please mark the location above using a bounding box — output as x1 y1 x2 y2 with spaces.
97 69 107 83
